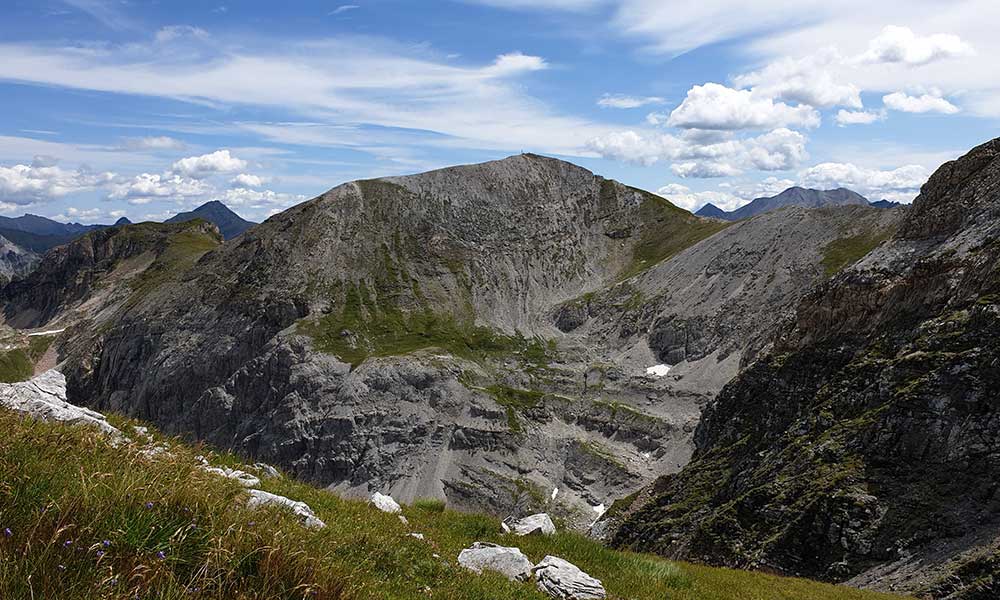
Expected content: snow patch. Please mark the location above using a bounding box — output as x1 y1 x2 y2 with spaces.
645 364 671 377
27 328 66 337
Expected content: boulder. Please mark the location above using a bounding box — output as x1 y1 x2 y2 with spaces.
458 542 533 582
507 513 556 536
371 491 401 514
0 370 124 443
247 490 326 529
532 556 606 600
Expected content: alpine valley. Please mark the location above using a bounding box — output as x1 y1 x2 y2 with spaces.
1 140 998 600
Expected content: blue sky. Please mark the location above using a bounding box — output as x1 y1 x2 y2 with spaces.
0 0 997 223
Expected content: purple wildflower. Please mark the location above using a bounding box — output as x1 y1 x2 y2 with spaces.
96 550 105 558
156 550 166 560
103 539 111 547
145 501 154 509
63 539 72 547
3 527 11 537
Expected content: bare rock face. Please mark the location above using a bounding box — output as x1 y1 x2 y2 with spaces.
532 556 606 600
0 370 123 442
606 138 1000 598
458 542 533 581
0 235 39 286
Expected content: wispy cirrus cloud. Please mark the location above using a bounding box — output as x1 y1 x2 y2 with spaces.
0 33 606 157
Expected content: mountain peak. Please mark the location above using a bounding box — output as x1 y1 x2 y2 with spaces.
692 186 870 221
165 201 255 240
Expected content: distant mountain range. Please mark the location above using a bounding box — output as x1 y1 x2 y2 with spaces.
694 186 900 221
164 201 255 240
0 202 254 284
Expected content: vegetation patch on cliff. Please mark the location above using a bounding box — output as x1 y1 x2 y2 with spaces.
620 188 730 280
0 335 53 383
299 280 554 368
820 230 893 276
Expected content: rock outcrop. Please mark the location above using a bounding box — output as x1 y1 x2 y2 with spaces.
606 138 1000 598
458 542 534 581
506 513 556 536
247 490 326 529
371 492 402 514
0 370 123 441
0 235 39 285
533 556 606 599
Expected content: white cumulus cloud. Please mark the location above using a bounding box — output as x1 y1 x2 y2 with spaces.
858 25 974 66
587 127 807 177
231 173 268 188
883 91 959 114
170 150 248 179
109 173 212 204
0 163 116 204
733 49 861 109
835 109 887 126
483 52 548 77
656 183 744 212
798 162 928 202
667 83 820 131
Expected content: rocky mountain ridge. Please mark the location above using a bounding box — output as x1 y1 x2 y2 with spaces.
165 200 255 240
695 186 871 221
0 153 905 528
604 138 1000 599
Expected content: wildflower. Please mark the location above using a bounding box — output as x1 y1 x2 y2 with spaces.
63 539 73 547
58 564 66 571
145 502 154 509
156 550 166 560
3 528 11 537
103 539 111 547
96 550 105 558
248 521 256 527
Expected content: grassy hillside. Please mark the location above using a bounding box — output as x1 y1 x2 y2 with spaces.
0 408 909 600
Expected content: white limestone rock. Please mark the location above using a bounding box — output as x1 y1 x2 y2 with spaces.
202 465 261 488
253 462 281 478
508 513 556 536
533 556 606 600
371 491 401 514
458 542 533 582
0 370 124 443
247 490 326 529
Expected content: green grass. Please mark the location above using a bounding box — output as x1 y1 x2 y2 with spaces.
126 222 222 305
483 385 545 432
820 231 893 277
0 408 910 600
620 187 731 280
0 335 55 383
298 280 553 369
